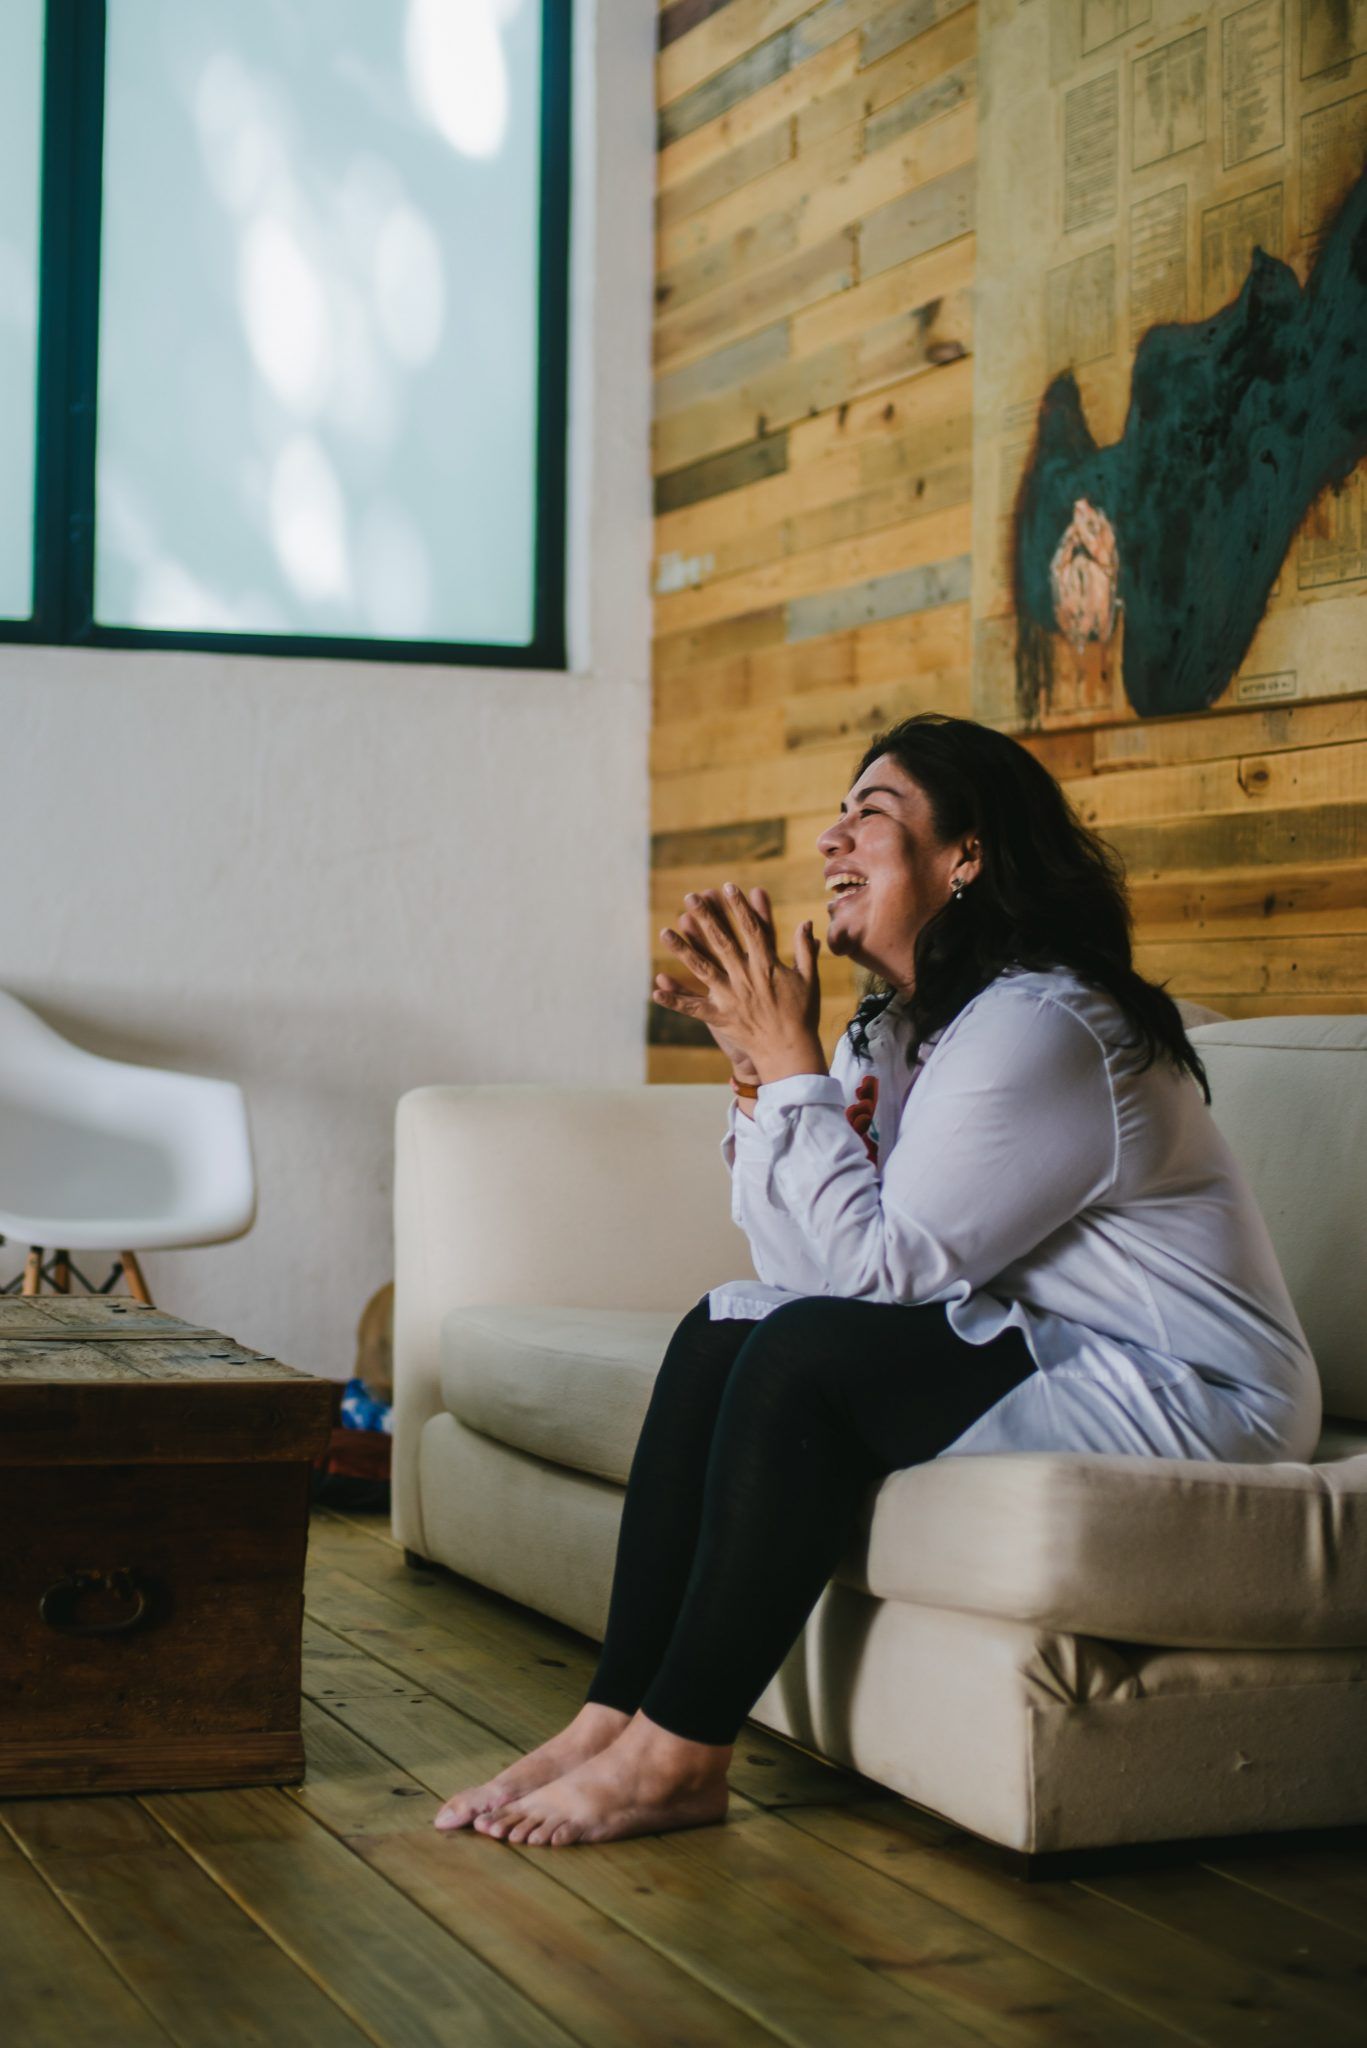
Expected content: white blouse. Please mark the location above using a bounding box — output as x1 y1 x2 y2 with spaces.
712 964 1321 1464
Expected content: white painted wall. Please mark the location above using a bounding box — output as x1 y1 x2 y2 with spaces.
0 0 656 1380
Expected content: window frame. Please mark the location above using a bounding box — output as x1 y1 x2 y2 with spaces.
3 0 572 669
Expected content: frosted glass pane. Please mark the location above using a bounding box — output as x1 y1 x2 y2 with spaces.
96 0 546 646
0 0 44 622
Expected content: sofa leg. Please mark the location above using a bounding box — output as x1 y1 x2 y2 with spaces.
403 1548 437 1573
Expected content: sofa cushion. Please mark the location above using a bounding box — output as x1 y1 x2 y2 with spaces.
1186 1013 1367 1422
852 1441 1367 1650
440 1304 1367 1650
439 1304 677 1485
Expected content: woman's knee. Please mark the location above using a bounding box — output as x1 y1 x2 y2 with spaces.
660 1296 724 1356
649 1297 752 1403
726 1296 913 1433
736 1296 862 1369
726 1299 847 1412
739 1296 945 1390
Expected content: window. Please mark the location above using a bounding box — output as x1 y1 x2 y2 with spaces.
2 0 571 666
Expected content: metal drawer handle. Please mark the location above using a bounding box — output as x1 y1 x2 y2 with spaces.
39 1567 149 1636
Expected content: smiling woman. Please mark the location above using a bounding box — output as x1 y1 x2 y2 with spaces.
819 712 1214 1094
817 752 983 996
432 712 1320 1851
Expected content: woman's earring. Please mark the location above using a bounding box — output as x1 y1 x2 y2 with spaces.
950 875 965 901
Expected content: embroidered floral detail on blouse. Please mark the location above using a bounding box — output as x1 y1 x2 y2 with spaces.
845 1074 880 1165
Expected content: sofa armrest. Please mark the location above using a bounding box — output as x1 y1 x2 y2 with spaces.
392 1083 754 1554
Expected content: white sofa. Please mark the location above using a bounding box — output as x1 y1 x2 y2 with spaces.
392 1014 1367 1861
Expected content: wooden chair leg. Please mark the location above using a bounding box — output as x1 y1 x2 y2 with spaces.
52 1249 70 1294
21 1247 43 1296
120 1252 154 1307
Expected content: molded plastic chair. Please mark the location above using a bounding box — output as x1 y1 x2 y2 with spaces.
0 990 256 1303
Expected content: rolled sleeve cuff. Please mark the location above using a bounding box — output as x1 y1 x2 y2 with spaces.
723 1095 775 1175
754 1072 845 1135
728 1095 771 1139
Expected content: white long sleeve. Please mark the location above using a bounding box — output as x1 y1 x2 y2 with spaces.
744 990 1119 1307
721 1097 834 1295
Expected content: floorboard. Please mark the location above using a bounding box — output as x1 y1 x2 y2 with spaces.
0 1830 173 2047
6 1504 1366 2048
786 1800 1354 2045
4 1796 368 2047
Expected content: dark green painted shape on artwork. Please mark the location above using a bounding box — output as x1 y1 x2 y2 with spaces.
1014 168 1367 721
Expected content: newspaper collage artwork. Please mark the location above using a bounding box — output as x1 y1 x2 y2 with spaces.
971 0 1367 730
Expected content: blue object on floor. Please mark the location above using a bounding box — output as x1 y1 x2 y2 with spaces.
340 1376 393 1433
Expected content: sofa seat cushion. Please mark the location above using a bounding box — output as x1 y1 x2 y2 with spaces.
440 1305 1367 1651
852 1441 1367 1650
439 1304 679 1485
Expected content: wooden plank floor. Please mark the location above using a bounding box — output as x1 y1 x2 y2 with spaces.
6 1507 1367 2047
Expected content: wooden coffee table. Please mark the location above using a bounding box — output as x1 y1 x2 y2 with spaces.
0 1296 333 1796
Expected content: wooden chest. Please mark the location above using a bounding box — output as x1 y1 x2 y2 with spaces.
0 1296 334 1796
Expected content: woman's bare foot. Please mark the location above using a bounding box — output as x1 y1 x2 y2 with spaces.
473 1710 731 1847
434 1702 630 1831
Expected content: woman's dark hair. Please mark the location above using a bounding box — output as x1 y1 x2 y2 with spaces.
845 713 1211 1104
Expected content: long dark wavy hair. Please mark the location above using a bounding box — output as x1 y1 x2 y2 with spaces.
844 714 1212 1104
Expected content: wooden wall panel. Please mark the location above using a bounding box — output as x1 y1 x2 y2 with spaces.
649 0 1367 1081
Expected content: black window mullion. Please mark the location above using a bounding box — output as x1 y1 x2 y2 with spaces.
31 0 104 642
61 0 106 642
532 0 572 671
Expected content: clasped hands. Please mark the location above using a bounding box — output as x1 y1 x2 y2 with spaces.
653 884 827 1087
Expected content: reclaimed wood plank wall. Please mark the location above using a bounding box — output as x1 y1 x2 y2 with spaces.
648 0 1367 1083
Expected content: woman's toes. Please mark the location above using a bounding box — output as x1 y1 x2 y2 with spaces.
435 1799 474 1831
550 1819 581 1847
490 1799 533 1840
507 1814 541 1845
435 1790 498 1830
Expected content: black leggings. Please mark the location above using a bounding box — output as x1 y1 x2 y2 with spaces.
584 1295 1036 1745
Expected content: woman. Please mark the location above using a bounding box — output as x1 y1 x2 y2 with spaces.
434 713 1320 1849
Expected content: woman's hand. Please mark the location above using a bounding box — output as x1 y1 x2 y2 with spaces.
653 884 766 1080
652 883 826 1084
653 886 771 1085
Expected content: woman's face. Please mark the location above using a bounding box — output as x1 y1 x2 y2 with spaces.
816 754 981 992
